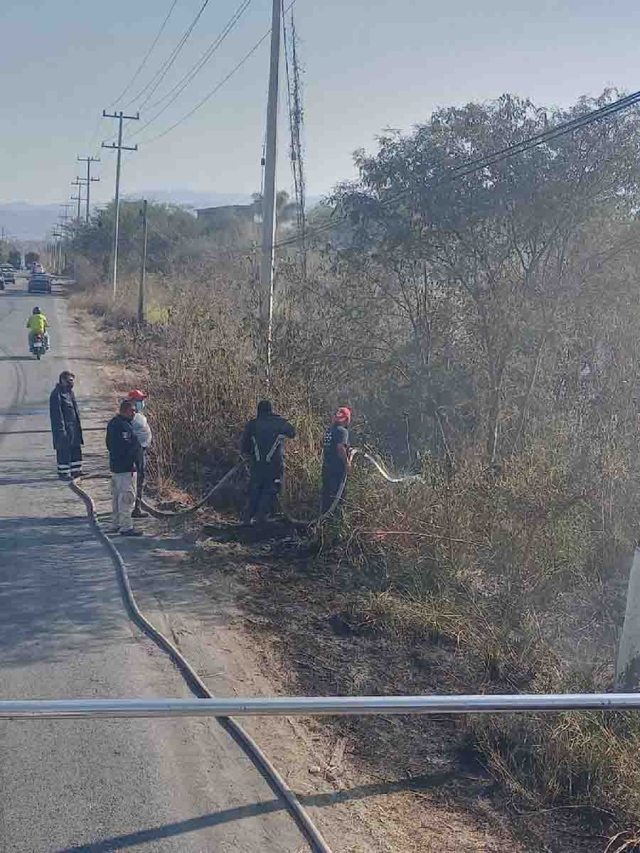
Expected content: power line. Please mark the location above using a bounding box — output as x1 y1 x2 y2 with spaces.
130 0 253 139
272 89 640 250
123 0 212 112
139 0 298 146
109 0 180 107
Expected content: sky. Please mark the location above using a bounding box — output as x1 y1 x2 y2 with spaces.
2 0 640 209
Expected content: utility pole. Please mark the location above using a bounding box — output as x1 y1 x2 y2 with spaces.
616 548 640 689
259 0 282 386
71 179 83 222
77 156 100 223
138 199 148 324
60 203 73 225
58 205 73 275
52 229 65 275
102 110 139 300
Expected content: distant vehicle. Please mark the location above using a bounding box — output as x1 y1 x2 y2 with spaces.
0 264 15 284
28 273 52 294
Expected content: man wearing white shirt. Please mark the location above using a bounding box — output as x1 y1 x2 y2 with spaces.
127 389 152 518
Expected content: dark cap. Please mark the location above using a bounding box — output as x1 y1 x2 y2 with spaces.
257 400 273 418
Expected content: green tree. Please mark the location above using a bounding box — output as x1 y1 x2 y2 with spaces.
68 200 202 278
330 91 640 466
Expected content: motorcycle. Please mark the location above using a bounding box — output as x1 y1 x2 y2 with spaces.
31 333 46 360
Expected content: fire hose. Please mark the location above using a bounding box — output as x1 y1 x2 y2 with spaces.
69 476 334 853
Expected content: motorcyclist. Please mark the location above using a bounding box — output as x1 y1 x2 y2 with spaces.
27 307 49 352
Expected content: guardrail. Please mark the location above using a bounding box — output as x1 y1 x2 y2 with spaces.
2 693 640 720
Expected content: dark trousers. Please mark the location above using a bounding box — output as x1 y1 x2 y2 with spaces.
321 465 347 516
57 445 83 479
244 469 282 523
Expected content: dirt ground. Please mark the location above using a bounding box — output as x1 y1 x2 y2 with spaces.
70 307 611 853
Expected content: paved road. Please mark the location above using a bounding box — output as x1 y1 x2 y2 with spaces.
0 280 305 852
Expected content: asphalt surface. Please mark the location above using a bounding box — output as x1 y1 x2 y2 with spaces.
0 278 306 852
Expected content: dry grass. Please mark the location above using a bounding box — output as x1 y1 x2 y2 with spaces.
70 259 640 852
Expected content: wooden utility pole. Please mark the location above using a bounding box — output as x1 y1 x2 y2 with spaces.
102 110 139 300
77 156 100 223
259 0 282 386
138 199 148 324
71 179 83 222
57 204 73 275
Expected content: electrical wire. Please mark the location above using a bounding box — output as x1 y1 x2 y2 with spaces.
123 0 212 112
139 0 298 146
272 88 640 250
109 0 180 108
130 0 253 140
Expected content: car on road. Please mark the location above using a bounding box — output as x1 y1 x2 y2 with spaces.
28 273 52 294
0 264 15 284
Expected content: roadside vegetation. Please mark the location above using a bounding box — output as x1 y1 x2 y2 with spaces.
67 91 640 851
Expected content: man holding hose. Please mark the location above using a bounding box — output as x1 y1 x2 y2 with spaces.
321 407 352 516
240 400 296 524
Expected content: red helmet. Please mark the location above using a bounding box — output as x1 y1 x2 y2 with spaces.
127 389 148 401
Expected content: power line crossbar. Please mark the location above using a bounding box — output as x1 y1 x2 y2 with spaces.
2 694 640 720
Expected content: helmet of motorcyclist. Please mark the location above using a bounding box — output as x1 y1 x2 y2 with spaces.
33 307 41 314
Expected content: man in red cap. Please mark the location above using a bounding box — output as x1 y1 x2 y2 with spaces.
127 389 152 518
321 406 352 515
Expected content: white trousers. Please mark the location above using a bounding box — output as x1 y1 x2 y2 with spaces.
112 471 137 531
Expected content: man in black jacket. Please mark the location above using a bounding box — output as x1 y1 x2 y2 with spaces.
106 399 143 537
49 371 84 480
240 400 296 524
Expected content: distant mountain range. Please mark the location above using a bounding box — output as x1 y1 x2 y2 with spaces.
0 203 59 243
0 191 324 241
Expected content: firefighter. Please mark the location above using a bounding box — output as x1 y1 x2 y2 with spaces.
240 400 296 523
49 371 83 480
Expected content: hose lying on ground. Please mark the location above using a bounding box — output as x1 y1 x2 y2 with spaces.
87 448 423 527
140 463 246 520
77 465 247 521
69 477 333 853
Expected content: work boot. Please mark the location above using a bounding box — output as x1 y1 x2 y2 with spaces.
120 529 143 537
131 505 149 519
58 474 71 482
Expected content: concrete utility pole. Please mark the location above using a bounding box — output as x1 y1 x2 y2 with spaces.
71 179 83 222
616 547 640 689
259 0 282 386
102 110 139 300
77 156 100 223
138 199 148 325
